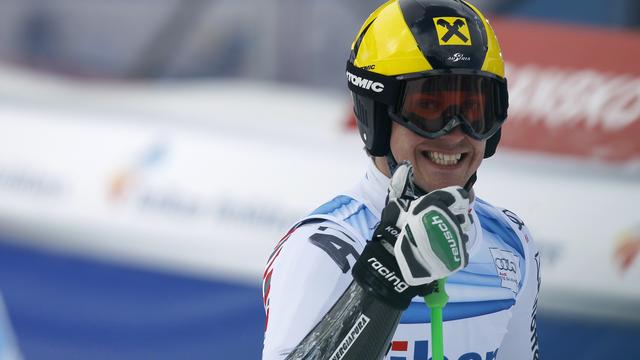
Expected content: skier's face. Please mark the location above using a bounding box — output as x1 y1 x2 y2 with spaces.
387 121 486 193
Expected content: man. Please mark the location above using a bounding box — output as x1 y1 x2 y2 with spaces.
262 0 540 359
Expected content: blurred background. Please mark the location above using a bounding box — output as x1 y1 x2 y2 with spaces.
0 0 638 359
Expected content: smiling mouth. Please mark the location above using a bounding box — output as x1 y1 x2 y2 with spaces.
423 151 467 166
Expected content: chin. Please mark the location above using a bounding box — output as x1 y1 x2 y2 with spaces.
416 177 466 192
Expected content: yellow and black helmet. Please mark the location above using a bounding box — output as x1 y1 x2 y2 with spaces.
347 0 508 158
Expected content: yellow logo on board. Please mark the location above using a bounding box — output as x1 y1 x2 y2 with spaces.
433 17 472 46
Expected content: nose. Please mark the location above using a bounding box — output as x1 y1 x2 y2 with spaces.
440 123 466 142
442 105 459 119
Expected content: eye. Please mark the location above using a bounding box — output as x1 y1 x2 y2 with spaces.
418 99 441 111
461 99 481 112
461 99 485 120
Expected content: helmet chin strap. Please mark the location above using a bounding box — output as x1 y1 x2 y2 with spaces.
385 152 477 197
385 153 400 179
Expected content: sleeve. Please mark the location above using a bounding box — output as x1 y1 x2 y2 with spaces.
262 220 365 360
497 221 541 360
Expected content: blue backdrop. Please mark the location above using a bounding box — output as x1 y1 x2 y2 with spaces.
0 235 638 359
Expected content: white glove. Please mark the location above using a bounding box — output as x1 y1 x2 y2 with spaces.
390 162 472 286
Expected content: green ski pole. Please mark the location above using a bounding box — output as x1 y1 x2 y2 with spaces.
423 278 449 360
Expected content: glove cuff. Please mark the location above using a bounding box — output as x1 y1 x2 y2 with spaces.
352 240 421 310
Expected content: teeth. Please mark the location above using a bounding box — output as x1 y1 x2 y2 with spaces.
427 152 462 166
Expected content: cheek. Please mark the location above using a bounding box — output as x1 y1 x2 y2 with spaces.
389 124 420 160
469 139 486 167
473 139 486 159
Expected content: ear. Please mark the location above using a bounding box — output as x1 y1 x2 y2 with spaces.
353 93 392 157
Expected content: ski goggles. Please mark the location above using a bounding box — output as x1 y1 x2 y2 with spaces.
346 63 508 140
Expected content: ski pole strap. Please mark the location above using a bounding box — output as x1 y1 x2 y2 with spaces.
423 278 449 360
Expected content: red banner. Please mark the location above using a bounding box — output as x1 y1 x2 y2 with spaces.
492 18 640 162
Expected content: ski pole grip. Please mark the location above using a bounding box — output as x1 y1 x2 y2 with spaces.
424 278 449 308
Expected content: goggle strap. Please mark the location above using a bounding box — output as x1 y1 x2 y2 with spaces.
346 62 401 107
